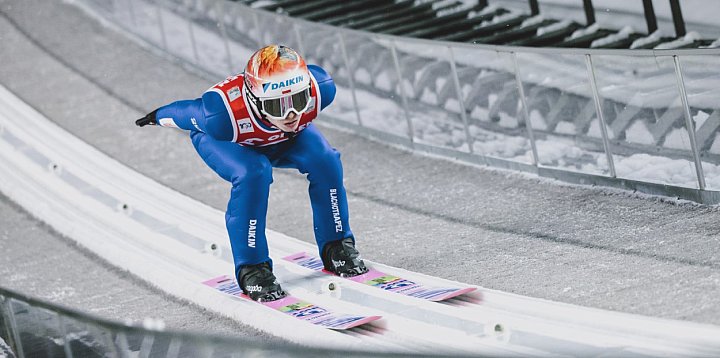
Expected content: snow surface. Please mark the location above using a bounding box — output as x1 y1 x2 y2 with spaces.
590 25 634 48
630 30 663 49
655 31 702 50
0 337 12 358
707 39 720 49
521 15 546 28
569 23 600 40
468 3 499 19
480 12 522 27
436 1 476 17
249 0 274 9
537 19 573 36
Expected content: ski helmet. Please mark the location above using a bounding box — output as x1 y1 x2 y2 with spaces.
244 45 312 120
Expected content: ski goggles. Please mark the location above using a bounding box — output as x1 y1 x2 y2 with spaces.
249 86 312 120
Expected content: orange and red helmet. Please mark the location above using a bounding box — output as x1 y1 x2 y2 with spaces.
244 45 312 120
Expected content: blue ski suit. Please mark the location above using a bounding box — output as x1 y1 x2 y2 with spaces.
153 65 353 279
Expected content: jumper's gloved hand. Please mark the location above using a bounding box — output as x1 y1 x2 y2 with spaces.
135 109 158 127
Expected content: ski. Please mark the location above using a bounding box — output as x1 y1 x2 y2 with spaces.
202 275 382 330
283 252 477 302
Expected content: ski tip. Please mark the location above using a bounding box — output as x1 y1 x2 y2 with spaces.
338 315 383 330
201 275 234 286
429 287 479 302
282 252 310 261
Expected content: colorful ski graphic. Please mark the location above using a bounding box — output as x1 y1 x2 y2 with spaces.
202 275 381 330
283 252 477 301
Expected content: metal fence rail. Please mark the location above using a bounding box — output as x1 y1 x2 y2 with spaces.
80 0 720 203
0 285 436 358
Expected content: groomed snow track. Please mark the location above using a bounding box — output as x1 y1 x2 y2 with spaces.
2 83 720 356
2 0 720 356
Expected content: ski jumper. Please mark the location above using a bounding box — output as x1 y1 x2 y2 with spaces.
154 65 353 279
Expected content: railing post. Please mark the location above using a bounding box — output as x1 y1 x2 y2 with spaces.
337 33 363 127
512 52 539 166
2 298 24 358
138 333 155 358
102 328 121 358
198 344 214 358
215 0 235 73
0 296 9 343
528 0 540 15
116 332 132 357
389 40 415 146
447 46 474 154
57 316 75 358
154 0 169 50
582 0 595 26
669 0 686 37
673 55 706 190
166 337 181 358
642 0 658 34
585 54 617 177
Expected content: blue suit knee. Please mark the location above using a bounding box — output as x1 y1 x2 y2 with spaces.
303 148 343 178
224 160 273 217
323 148 343 170
229 159 273 188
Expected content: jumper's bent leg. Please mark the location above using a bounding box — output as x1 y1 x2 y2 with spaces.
191 131 273 280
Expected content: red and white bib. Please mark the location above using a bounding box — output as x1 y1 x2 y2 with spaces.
206 73 320 147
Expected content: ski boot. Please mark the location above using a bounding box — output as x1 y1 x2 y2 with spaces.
238 261 287 302
321 237 369 277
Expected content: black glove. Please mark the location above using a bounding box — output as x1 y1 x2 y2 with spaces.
135 109 158 127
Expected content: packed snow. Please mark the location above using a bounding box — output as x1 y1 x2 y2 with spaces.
655 32 702 50
521 15 546 28
467 4 499 19
630 30 663 49
590 25 634 48
569 23 600 40
537 20 574 36
0 337 12 358
706 39 720 49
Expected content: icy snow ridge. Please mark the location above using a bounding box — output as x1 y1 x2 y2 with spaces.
655 32 702 49
630 30 664 49
537 19 573 36
569 23 600 39
591 25 634 47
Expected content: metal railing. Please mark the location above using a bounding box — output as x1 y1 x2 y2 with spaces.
80 0 720 203
0 285 435 357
